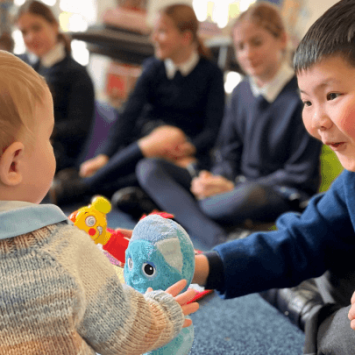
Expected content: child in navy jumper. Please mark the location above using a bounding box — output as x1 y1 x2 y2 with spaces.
50 3 225 206
16 0 95 174
0 50 199 355
136 1 322 246
193 1 355 353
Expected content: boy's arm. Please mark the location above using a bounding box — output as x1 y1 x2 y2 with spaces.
196 171 355 299
193 253 225 291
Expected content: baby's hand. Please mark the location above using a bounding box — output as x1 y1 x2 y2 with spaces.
348 291 355 330
146 279 199 328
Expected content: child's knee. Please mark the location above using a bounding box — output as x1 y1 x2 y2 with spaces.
136 158 164 184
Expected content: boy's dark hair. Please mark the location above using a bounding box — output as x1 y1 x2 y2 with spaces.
294 0 355 73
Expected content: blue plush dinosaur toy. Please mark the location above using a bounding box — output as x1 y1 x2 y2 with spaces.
124 214 195 355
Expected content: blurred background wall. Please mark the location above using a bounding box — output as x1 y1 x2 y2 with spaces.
4 0 339 102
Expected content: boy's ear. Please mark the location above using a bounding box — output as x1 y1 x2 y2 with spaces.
0 142 25 186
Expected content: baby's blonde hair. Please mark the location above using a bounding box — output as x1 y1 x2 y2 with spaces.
0 50 47 152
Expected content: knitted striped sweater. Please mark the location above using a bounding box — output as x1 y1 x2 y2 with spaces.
0 202 184 355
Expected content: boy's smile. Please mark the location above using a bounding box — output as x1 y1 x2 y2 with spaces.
298 56 355 171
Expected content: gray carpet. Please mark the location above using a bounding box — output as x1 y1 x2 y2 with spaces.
190 292 304 354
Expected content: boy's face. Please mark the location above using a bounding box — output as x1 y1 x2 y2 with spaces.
298 56 355 171
21 88 56 203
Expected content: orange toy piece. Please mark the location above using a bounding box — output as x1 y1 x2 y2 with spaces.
69 196 129 263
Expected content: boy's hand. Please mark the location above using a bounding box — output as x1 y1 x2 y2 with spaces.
146 279 199 328
192 254 210 286
348 291 355 330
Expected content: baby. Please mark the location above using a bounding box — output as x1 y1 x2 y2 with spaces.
0 50 198 355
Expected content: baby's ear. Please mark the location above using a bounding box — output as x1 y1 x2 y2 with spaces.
0 142 25 186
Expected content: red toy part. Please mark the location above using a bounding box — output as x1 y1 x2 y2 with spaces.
188 284 213 303
103 228 130 263
68 211 78 222
140 211 175 220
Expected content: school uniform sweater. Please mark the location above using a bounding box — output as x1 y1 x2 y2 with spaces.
206 169 355 299
0 201 184 355
19 52 95 170
100 56 225 162
212 76 322 198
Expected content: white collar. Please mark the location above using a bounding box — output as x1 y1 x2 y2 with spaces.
40 42 66 68
164 51 199 79
250 62 294 103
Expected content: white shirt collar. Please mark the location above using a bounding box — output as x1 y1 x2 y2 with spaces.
40 42 66 68
164 51 200 79
250 62 294 103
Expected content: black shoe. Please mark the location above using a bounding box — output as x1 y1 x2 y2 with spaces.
49 177 89 206
111 186 159 219
259 279 324 331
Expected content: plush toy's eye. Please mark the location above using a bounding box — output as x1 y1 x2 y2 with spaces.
85 216 96 227
127 257 133 270
142 262 156 278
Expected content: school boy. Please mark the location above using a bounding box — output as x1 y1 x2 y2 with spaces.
193 1 355 353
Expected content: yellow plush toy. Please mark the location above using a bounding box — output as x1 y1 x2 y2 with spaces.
69 196 129 263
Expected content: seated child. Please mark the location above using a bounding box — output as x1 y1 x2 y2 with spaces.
193 1 355 354
0 50 198 355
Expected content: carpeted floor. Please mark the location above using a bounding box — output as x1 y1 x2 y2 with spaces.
190 292 304 355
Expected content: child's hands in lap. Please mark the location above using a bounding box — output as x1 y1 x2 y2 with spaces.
191 171 234 199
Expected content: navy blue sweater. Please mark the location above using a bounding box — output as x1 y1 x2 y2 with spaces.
101 56 225 162
19 53 95 170
206 169 355 299
212 77 322 198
